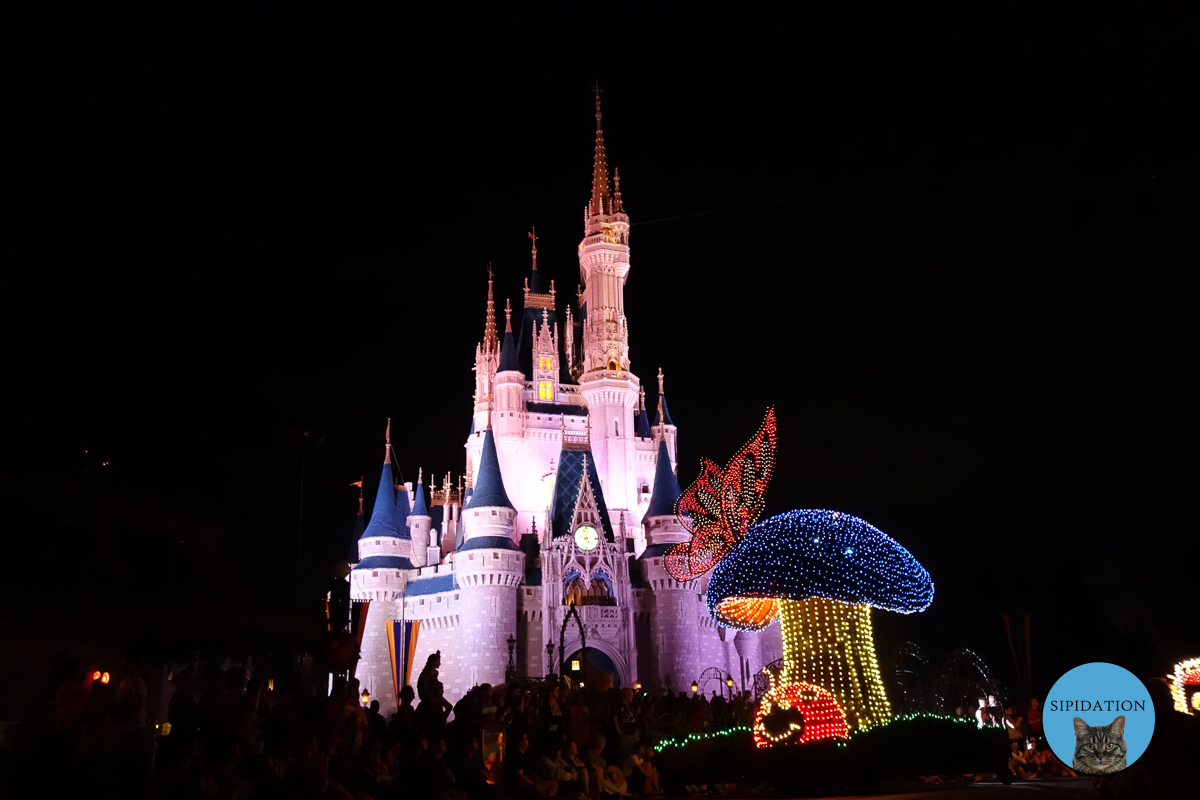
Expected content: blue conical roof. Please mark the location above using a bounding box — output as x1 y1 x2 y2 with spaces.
362 460 400 539
465 429 514 510
412 478 428 516
634 407 652 439
498 329 520 372
654 393 674 426
394 481 412 538
643 440 682 522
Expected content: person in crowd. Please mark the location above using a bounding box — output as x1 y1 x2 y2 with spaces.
1026 696 1043 739
509 731 559 797
623 743 663 796
1002 706 1024 744
541 739 588 797
985 694 1003 725
710 689 727 723
568 690 591 748
543 683 566 746
612 687 639 756
417 651 454 739
582 734 629 796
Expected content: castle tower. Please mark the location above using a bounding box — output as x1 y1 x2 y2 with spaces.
351 421 413 716
639 436 703 694
409 468 433 567
541 427 639 687
494 301 524 457
532 308 560 404
576 88 639 516
519 228 559 379
472 266 501 437
456 427 524 687
435 472 461 557
651 369 678 462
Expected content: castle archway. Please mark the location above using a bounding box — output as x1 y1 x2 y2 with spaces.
561 636 630 690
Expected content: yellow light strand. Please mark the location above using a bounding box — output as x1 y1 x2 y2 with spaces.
778 596 891 730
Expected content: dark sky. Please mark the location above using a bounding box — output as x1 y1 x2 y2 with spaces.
6 5 1198 697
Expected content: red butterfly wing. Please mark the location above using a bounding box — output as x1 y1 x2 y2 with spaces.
664 409 778 582
719 407 778 536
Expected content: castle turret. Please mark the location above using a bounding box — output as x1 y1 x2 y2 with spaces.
351 421 412 717
462 428 517 542
456 427 524 686
472 266 501 436
577 88 639 517
651 368 678 462
409 468 433 567
641 438 686 548
639 434 704 694
495 302 524 454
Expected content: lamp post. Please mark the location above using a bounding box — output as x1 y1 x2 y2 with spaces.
691 681 699 695
506 634 517 682
545 641 555 679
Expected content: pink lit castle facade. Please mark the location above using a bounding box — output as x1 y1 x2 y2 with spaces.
349 95 783 716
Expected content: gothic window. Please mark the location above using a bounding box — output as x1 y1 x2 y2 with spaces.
538 381 553 400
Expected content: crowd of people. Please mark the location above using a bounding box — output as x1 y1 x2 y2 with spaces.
24 653 1129 797
24 651 756 799
951 693 1075 780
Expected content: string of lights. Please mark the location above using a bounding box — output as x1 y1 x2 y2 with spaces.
653 726 753 753
704 509 933 735
754 678 849 747
1169 657 1200 715
654 713 992 755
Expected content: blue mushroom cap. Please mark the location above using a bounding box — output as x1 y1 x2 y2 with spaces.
706 509 934 626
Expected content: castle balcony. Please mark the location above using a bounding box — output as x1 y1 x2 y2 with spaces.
578 370 640 388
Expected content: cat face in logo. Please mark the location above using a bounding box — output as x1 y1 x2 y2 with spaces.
1072 715 1127 775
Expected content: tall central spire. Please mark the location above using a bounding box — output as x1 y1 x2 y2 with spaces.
482 263 499 353
589 82 610 217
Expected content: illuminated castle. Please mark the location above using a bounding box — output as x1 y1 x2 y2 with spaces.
349 95 782 716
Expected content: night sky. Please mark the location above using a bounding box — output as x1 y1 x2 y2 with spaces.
7 5 1198 702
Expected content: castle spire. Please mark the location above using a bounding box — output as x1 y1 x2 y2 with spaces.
612 168 624 213
482 264 499 353
464 429 515 511
362 421 398 539
642 436 683 524
635 385 652 439
654 368 675 427
411 467 428 517
527 227 542 294
589 83 610 217
498 300 520 373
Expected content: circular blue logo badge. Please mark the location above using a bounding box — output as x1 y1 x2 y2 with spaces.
1044 662 1154 776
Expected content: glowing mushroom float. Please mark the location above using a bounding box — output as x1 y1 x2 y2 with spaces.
664 409 934 746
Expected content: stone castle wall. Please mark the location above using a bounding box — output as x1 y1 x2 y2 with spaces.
356 599 399 716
